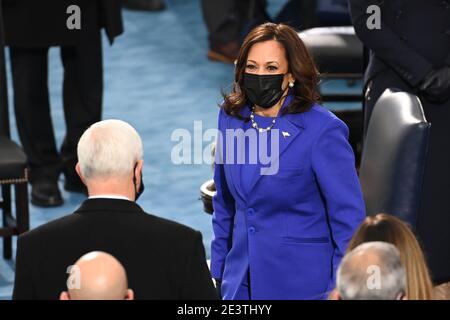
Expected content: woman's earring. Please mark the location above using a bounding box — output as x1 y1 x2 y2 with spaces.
289 81 295 88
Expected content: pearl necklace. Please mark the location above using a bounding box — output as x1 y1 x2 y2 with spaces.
250 107 277 133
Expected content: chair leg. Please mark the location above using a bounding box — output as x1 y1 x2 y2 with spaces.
2 184 12 259
15 183 30 234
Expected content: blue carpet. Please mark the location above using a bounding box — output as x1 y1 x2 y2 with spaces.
0 0 361 299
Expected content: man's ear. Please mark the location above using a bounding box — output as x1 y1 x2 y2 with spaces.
75 163 86 185
60 291 70 300
398 292 408 300
134 160 144 185
327 289 340 300
125 289 134 300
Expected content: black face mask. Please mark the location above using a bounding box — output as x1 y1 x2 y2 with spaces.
133 163 145 201
243 73 286 109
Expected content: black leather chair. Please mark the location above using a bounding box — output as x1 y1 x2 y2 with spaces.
359 89 431 228
299 26 365 163
299 26 364 102
0 4 30 259
200 179 215 215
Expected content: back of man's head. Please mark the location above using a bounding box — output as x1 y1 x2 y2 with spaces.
77 119 143 181
60 251 134 300
336 241 406 300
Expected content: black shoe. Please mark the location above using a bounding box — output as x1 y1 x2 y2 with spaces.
64 178 88 195
31 180 64 207
123 0 166 11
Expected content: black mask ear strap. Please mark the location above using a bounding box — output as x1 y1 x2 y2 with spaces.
133 162 139 194
133 162 145 201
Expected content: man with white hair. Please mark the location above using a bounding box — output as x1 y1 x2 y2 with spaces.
336 241 407 300
13 120 217 300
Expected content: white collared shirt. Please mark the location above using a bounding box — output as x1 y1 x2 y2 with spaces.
88 195 132 201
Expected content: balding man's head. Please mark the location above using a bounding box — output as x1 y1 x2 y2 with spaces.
60 251 133 300
336 241 406 300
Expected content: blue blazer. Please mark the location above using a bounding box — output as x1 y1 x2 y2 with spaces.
211 97 366 300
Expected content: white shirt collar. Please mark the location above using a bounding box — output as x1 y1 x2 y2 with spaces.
88 195 132 201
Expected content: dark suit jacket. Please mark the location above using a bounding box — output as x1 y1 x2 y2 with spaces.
12 198 217 300
349 0 450 87
2 0 123 46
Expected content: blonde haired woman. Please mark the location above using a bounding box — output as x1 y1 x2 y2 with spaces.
346 214 433 300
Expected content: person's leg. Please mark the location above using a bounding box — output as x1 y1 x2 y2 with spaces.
274 0 305 29
240 0 270 37
201 0 236 47
201 0 243 63
9 47 63 207
60 29 103 193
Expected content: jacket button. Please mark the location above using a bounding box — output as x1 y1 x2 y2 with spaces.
395 10 402 19
247 208 255 216
248 227 256 234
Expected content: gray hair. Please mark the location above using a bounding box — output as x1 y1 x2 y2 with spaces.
77 120 143 180
336 241 406 300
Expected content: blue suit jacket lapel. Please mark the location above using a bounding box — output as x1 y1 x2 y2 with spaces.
246 112 306 193
225 108 251 203
223 95 307 200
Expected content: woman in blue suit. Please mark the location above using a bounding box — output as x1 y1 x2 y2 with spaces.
211 23 366 300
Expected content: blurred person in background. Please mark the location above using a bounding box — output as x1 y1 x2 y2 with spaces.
276 0 351 30
2 0 123 207
60 251 134 300
346 214 435 300
336 242 407 300
349 0 450 288
201 0 269 63
201 0 352 64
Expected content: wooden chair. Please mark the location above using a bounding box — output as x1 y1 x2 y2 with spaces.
0 3 30 259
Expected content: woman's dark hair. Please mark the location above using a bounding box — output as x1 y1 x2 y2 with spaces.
221 23 320 119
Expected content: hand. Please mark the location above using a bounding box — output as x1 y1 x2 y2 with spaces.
419 67 450 103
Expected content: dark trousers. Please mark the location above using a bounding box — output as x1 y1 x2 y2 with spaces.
275 0 318 30
9 31 103 183
364 69 450 284
201 0 267 47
